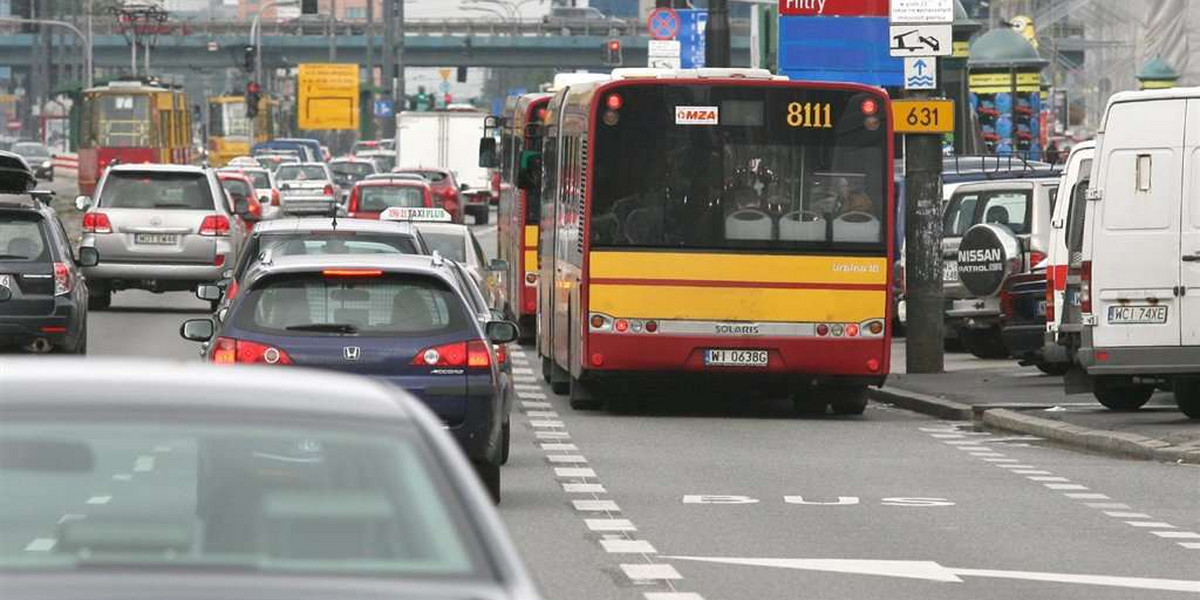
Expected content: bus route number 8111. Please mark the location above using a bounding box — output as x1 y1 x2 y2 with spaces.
787 102 833 129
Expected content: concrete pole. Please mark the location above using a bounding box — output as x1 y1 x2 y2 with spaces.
904 74 946 373
328 0 337 61
705 0 731 67
395 0 406 165
382 0 396 138
365 0 375 139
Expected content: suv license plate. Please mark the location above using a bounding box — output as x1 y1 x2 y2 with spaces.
135 233 178 245
943 261 958 282
1107 305 1167 325
705 349 769 367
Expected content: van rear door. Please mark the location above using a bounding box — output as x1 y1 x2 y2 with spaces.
1090 98 1185 348
1178 99 1200 345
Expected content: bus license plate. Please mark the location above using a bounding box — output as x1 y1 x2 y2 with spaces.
1107 305 1167 325
135 233 177 245
705 349 769 367
943 261 958 282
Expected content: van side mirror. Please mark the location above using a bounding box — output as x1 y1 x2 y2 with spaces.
77 247 100 267
478 137 498 168
74 195 91 211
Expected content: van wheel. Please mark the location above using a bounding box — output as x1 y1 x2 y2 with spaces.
1035 362 1069 376
961 328 1009 359
828 385 869 415
1171 378 1200 419
1093 376 1154 411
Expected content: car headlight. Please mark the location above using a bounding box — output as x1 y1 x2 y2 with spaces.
41 160 52 169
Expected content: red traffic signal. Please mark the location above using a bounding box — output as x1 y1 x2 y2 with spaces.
604 39 623 66
247 81 261 94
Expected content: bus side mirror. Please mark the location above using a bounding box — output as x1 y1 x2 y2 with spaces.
478 137 498 168
517 151 541 191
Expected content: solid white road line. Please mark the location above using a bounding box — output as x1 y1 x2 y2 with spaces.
573 499 620 512
954 446 991 451
930 433 964 439
982 458 1021 463
554 467 597 478
562 482 606 493
620 563 682 581
1180 542 1200 549
24 538 57 552
969 452 1006 457
995 464 1037 469
1012 470 1052 475
586 518 637 532
86 495 112 505
601 539 656 553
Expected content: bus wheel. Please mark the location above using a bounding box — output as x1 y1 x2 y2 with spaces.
569 377 602 410
827 386 869 416
541 356 553 383
550 363 571 395
791 392 827 416
1093 376 1153 411
1173 377 1200 419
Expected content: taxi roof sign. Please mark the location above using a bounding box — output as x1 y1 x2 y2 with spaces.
380 207 453 222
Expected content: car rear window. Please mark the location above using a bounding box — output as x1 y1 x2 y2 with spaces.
98 171 214 210
360 186 426 212
399 170 447 183
244 171 271 188
332 162 375 177
0 213 48 261
235 233 420 281
419 231 466 262
239 273 470 336
221 179 253 198
0 419 488 578
277 165 327 181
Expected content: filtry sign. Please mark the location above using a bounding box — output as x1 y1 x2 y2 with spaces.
778 0 888 16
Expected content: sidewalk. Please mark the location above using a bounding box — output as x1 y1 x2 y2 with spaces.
876 341 1200 463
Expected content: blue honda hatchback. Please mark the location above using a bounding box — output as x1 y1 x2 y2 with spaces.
180 253 519 501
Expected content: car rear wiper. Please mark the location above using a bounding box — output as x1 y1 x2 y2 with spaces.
285 323 359 334
0 253 31 259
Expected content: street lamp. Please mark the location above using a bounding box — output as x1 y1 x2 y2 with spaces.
0 17 93 88
249 0 300 145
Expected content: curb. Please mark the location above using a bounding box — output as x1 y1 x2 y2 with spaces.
870 385 1200 465
868 386 973 421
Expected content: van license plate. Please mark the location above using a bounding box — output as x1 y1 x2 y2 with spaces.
705 349 769 367
1107 305 1167 324
135 234 177 245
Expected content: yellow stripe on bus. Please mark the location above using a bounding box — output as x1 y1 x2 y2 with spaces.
524 250 538 273
590 285 886 323
589 252 888 285
524 225 538 246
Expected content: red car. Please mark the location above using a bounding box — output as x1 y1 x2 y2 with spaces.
216 171 263 225
346 179 434 219
393 168 464 224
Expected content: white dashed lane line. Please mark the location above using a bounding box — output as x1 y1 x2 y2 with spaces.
85 495 112 505
921 422 1200 552
509 347 705 599
24 538 56 552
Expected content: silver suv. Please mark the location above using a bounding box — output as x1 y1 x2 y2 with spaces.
77 164 247 309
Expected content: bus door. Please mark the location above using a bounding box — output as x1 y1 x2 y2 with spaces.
538 94 568 361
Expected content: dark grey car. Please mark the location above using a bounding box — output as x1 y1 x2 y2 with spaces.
0 358 542 600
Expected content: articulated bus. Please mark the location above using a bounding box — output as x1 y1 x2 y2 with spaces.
78 79 192 195
533 68 894 414
206 95 278 167
495 92 552 342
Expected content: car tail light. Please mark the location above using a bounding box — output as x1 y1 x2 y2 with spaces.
82 212 112 234
53 262 71 296
271 189 281 206
248 200 261 218
494 343 508 366
323 184 334 197
1081 260 1093 314
1030 250 1047 269
412 340 491 369
347 188 359 214
1045 275 1055 323
199 215 230 237
999 287 1014 320
226 279 240 301
211 337 292 365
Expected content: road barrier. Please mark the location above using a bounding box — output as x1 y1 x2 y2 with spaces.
53 153 78 177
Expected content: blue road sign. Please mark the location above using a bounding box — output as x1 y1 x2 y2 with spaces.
374 99 394 118
778 16 903 87
677 9 706 69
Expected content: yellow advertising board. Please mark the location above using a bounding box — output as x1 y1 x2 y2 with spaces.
892 98 955 134
297 63 359 131
968 72 1041 94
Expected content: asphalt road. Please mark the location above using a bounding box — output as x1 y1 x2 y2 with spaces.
45 176 1200 600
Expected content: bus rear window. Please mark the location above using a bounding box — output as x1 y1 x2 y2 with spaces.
588 85 888 252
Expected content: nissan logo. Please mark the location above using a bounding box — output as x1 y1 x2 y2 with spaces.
343 346 361 361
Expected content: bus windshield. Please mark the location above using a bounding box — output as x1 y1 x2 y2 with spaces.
209 101 250 138
589 85 888 252
91 94 151 148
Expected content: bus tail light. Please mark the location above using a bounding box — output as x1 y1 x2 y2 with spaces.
645 320 658 333
816 323 829 336
868 320 884 335
525 272 538 285
606 93 624 110
590 314 607 329
614 319 629 332
846 323 860 337
82 212 113 234
861 98 879 115
1081 260 1093 314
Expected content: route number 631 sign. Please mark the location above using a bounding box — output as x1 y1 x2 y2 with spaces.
891 98 955 134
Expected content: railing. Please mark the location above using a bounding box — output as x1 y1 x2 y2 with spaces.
76 16 750 39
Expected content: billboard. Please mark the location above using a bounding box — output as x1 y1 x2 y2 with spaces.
297 63 359 131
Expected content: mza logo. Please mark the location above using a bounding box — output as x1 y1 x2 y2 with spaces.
675 106 719 125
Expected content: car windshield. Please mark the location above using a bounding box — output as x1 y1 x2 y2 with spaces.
237 273 470 336
11 142 49 158
277 165 327 181
0 419 487 578
418 231 466 262
0 214 48 261
99 171 214 210
359 186 426 212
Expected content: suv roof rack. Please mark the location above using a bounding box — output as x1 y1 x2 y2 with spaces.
943 153 1062 180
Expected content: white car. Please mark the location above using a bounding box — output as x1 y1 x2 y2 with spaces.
274 162 340 216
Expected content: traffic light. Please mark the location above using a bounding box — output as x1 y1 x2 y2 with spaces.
456 66 468 83
604 39 623 66
242 45 255 72
245 81 261 119
301 0 319 14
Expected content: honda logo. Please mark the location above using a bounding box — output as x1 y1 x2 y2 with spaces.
343 346 361 361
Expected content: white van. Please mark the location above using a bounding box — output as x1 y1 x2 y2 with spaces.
1077 88 1200 418
1045 141 1094 355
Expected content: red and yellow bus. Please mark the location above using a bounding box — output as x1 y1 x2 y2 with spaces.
78 79 193 195
532 69 894 413
206 95 279 167
495 92 552 342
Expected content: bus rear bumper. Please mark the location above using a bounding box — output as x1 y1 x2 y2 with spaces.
584 332 889 379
